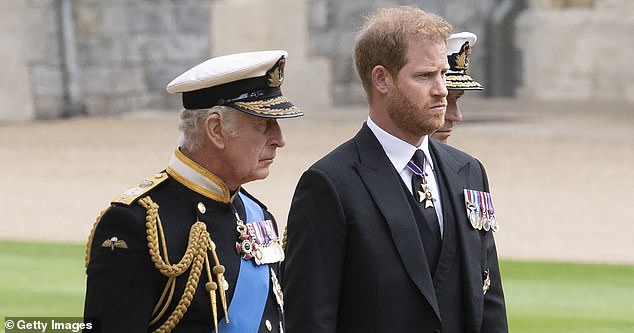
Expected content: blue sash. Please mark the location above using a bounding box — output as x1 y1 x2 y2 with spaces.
217 192 270 333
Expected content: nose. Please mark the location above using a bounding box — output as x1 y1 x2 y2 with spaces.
445 97 462 123
268 120 286 148
434 74 449 98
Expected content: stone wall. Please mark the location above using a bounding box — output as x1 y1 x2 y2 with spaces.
516 0 634 102
0 0 211 121
306 0 498 105
3 0 631 122
211 0 332 114
75 0 210 116
0 0 56 121
0 0 504 120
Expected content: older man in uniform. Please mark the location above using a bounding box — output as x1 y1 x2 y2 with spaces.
431 32 484 143
84 50 300 332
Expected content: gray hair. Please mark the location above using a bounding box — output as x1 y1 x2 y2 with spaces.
178 105 240 151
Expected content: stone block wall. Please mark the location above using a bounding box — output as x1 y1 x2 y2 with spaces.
0 0 211 121
74 0 211 116
0 0 59 121
4 0 629 121
516 0 634 102
306 0 497 105
0 0 507 120
211 0 332 114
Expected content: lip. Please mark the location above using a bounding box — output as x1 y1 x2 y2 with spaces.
431 104 447 112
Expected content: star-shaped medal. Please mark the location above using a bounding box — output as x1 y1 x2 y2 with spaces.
418 184 434 208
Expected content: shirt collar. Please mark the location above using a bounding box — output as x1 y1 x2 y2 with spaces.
166 148 234 203
366 116 434 172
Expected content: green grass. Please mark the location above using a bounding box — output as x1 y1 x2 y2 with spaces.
501 260 634 332
0 241 86 321
0 241 633 332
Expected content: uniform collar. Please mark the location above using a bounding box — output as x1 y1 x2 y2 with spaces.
166 148 235 203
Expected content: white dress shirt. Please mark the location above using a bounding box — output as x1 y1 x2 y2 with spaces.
366 117 444 238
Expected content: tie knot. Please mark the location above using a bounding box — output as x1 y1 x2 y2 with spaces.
412 149 425 166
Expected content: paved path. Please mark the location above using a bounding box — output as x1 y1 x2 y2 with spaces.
1 97 633 264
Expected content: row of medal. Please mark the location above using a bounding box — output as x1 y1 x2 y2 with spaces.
236 219 286 265
463 189 499 232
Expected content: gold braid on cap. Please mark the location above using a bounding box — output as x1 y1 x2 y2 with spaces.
233 96 298 115
139 196 229 333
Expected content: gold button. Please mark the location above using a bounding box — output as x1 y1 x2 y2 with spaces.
197 202 206 214
265 320 272 331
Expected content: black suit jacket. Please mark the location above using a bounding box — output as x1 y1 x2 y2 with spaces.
284 124 507 332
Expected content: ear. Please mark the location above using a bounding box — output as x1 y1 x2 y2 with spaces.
372 65 392 94
204 113 225 149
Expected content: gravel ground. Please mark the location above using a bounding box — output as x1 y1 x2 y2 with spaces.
1 97 633 265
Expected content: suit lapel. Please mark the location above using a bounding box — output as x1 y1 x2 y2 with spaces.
353 124 440 318
430 141 485 331
431 169 458 290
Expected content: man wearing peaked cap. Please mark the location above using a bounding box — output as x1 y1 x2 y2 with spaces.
84 50 299 332
432 32 484 143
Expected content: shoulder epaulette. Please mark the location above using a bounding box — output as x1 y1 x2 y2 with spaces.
111 172 169 206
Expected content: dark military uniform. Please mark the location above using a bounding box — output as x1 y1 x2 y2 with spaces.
84 150 285 332
85 49 301 333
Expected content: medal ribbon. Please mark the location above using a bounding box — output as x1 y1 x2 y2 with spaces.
245 220 279 247
263 220 278 241
407 157 432 202
247 221 269 246
478 191 487 219
466 189 473 207
486 192 495 216
467 189 479 214
406 159 429 178
217 193 270 333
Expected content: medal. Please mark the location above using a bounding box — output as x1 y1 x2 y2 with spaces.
464 189 499 231
236 216 285 264
418 183 435 208
482 269 491 295
236 223 255 260
482 216 490 231
490 215 499 232
270 269 284 314
486 195 499 232
407 157 435 208
467 203 479 229
234 209 257 260
255 241 285 265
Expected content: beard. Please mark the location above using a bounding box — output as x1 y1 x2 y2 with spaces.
386 83 445 137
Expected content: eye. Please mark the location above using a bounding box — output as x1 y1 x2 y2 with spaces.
252 119 268 132
262 119 276 133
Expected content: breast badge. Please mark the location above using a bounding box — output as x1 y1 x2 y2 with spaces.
101 236 128 250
